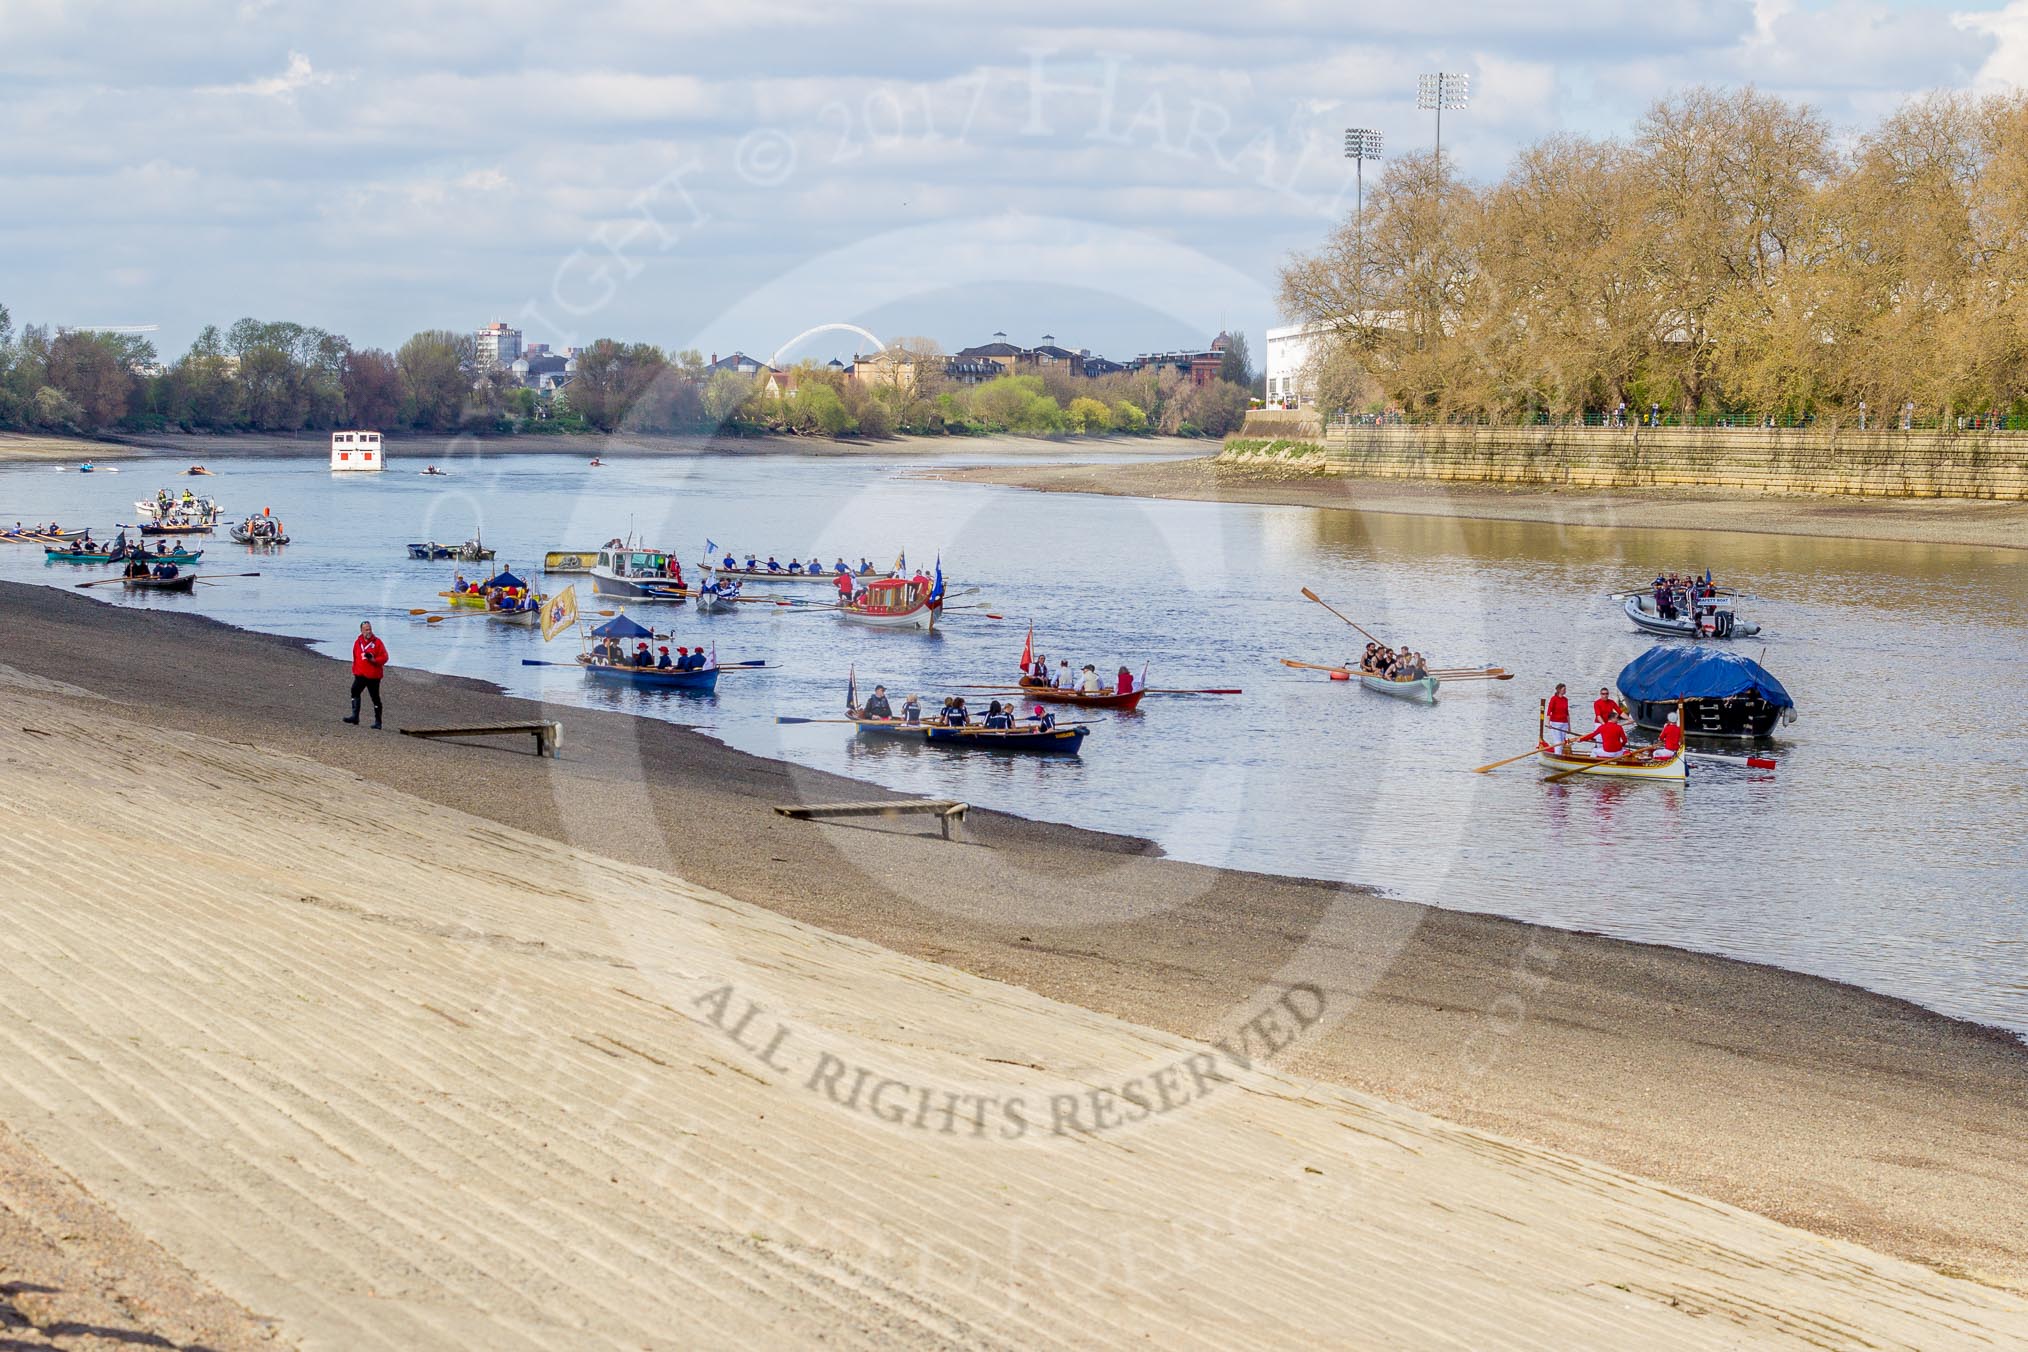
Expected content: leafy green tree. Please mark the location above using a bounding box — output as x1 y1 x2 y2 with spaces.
341 348 402 428
566 339 668 431
1110 399 1148 433
46 329 146 428
1217 331 1255 389
397 330 475 431
1067 396 1113 434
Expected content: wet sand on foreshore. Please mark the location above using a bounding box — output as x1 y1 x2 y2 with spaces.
3 579 2026 1305
924 456 2028 551
0 428 1198 463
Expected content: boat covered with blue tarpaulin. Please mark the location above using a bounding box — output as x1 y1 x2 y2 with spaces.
1616 646 1796 740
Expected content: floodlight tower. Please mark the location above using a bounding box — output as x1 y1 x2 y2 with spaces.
1342 128 1383 223
1416 72 1470 177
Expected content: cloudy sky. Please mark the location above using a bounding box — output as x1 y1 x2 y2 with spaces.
3 0 2024 365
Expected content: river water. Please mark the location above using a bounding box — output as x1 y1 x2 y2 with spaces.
5 447 2024 1035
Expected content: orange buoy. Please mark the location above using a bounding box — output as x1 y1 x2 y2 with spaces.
1329 670 1350 682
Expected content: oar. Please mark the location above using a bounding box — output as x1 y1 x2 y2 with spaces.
1143 687 1244 695
1299 587 1385 646
1473 725 1603 774
775 716 869 725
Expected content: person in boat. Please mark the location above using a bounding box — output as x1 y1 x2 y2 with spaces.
984 700 1014 729
124 556 151 579
656 646 674 669
722 552 738 570
787 558 804 574
152 561 179 579
863 685 893 719
1116 666 1134 696
1078 664 1102 694
1546 683 1572 749
858 558 873 575
950 697 970 726
1595 709 1629 758
629 641 651 666
1593 687 1621 729
833 570 856 603
901 694 922 724
1031 703 1056 731
688 648 710 671
832 557 848 574
1652 709 1684 761
765 555 781 572
1053 659 1077 690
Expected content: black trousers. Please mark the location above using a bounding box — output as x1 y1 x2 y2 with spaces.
349 674 383 711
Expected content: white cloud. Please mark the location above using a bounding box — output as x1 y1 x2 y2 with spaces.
199 50 332 98
1958 0 2028 88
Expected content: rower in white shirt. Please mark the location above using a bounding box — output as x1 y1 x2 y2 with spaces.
1054 660 1077 690
1078 664 1102 694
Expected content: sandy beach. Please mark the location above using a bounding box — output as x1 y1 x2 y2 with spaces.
924 456 2028 552
1 580 2026 1348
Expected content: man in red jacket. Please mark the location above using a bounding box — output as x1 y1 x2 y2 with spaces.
346 621 389 728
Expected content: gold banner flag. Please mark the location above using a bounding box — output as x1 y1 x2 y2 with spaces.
540 584 579 642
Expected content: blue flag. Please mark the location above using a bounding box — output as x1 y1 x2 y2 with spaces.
931 555 944 602
705 538 719 556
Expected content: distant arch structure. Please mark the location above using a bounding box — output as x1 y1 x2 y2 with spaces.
770 323 884 368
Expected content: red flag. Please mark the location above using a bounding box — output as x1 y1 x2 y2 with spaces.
1020 622 1033 672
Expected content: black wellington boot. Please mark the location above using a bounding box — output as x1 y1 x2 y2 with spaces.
343 697 360 725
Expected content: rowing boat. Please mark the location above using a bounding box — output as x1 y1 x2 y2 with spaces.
1359 674 1440 704
991 679 1145 711
1535 742 1686 781
850 716 1088 754
121 572 198 594
702 563 892 586
577 655 720 691
46 547 202 565
837 576 939 631
5 528 88 545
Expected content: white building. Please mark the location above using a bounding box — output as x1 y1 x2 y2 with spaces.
1264 320 1332 408
476 321 523 370
330 430 384 472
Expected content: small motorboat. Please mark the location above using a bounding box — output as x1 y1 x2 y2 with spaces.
185 466 213 476
229 514 288 546
407 542 453 560
588 458 606 467
1624 592 1760 639
420 466 450 477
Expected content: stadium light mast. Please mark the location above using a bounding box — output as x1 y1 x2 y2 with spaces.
1416 72 1469 177
1342 128 1383 224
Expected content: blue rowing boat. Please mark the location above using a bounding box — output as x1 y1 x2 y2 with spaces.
579 658 720 691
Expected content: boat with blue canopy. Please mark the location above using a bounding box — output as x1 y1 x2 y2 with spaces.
577 613 719 690
1616 646 1796 740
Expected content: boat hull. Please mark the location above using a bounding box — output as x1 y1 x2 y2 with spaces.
580 661 720 691
591 570 689 603
138 523 213 537
46 549 202 565
1536 744 1687 781
1624 595 1760 639
1009 681 1145 710
703 564 884 586
1627 696 1789 741
836 600 938 630
1359 674 1440 704
487 606 539 626
853 718 1087 754
121 574 197 594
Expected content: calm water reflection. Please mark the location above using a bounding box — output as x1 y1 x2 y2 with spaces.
4 447 2023 1033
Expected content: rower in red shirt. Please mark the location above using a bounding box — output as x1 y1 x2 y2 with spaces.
1593 688 1621 728
1654 710 1684 759
1545 683 1572 748
1596 713 1628 756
